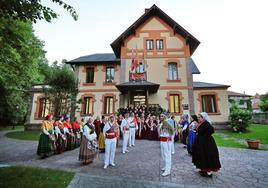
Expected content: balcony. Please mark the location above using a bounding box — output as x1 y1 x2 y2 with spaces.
129 71 147 82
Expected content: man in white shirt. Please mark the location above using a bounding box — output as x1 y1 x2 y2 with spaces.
167 114 175 154
159 113 174 177
120 113 130 154
128 112 137 147
103 115 117 169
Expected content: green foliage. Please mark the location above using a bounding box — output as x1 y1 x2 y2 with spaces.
0 0 78 23
259 99 268 112
0 166 74 188
260 92 268 112
229 104 252 132
0 17 48 125
45 60 78 117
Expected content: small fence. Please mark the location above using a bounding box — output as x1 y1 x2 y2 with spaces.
252 113 268 124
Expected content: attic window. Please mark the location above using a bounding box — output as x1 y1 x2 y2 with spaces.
146 40 154 50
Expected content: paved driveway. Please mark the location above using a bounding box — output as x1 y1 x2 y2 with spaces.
1 130 268 188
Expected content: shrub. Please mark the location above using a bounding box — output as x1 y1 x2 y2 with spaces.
229 104 252 132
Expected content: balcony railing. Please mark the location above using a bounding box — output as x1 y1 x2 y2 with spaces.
129 71 147 82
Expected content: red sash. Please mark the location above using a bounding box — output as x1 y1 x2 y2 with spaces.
160 137 171 142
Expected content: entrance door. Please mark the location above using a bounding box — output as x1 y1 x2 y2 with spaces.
131 92 146 106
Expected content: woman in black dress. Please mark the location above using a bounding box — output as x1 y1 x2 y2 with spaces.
192 112 221 177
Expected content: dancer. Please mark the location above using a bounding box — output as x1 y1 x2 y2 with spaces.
192 112 221 177
120 112 130 154
103 115 117 169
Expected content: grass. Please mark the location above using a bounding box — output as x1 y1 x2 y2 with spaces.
222 124 268 144
213 133 246 148
0 166 74 188
0 125 24 131
6 130 40 141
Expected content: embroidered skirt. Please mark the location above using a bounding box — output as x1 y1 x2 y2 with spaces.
79 136 96 164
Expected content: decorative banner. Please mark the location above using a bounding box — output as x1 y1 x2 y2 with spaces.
130 72 146 81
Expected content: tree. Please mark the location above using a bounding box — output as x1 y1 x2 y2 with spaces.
44 60 78 118
0 17 48 125
0 0 78 23
260 92 268 112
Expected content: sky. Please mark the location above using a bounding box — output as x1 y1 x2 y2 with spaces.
33 0 268 95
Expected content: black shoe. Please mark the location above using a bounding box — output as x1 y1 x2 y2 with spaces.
199 171 207 177
207 173 213 178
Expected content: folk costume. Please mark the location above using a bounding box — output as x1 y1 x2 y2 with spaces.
93 117 102 139
79 119 97 164
120 115 130 154
98 120 105 153
72 119 81 148
53 118 66 154
37 114 54 158
128 114 137 147
187 115 198 155
192 112 221 177
159 115 174 177
103 116 117 169
64 117 75 150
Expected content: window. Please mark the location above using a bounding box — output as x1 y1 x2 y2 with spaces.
106 67 115 82
38 98 51 118
146 40 154 50
84 97 93 115
169 95 180 113
104 97 114 114
201 95 217 113
168 63 178 80
86 67 94 83
156 39 164 50
137 62 144 73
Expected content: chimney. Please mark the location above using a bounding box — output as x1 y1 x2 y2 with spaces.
145 8 149 13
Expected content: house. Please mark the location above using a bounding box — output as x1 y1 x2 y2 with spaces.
252 93 261 113
228 91 252 109
26 5 230 129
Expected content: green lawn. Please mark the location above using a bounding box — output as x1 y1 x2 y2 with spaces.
0 125 24 131
0 166 74 188
213 134 246 148
222 124 268 144
6 130 40 141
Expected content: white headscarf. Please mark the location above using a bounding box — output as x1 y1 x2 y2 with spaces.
200 112 212 124
84 116 93 126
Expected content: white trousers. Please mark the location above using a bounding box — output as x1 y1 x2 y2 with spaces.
171 134 175 154
129 128 136 146
122 131 129 153
160 141 172 173
104 138 117 166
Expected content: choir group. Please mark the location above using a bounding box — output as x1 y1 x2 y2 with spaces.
37 106 221 177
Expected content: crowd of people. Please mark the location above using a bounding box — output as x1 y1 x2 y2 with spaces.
37 105 221 178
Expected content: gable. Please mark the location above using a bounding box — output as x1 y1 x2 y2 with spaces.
140 17 167 30
111 4 200 58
